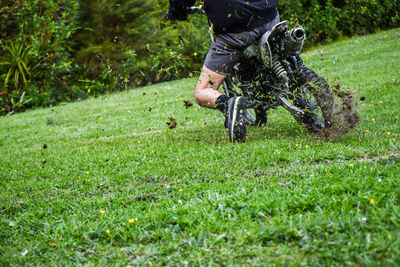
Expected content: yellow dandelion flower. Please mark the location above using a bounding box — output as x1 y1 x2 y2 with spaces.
99 210 106 214
193 52 198 57
87 89 91 93
228 213 231 218
87 179 91 182
122 118 126 121
349 163 354 167
365 130 369 133
99 116 103 120
393 138 396 142
379 101 383 104
387 132 391 136
371 118 375 121
295 144 299 148
370 199 375 205
49 128 52 132
137 140 141 144
106 229 110 234
129 218 135 224
86 171 89 175
304 145 309 149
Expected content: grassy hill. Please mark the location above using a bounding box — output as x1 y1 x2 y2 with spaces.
1 28 399 265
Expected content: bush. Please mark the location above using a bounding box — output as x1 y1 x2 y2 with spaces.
75 0 209 88
0 0 82 114
0 0 25 40
279 0 400 47
20 0 82 97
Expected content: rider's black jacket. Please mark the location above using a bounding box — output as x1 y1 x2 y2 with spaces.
168 0 279 33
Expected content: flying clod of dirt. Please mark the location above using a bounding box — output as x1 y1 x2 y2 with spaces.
320 82 359 140
167 116 177 129
184 100 193 108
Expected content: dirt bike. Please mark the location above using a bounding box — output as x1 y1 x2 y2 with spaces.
191 5 335 134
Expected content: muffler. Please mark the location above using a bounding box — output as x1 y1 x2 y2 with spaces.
285 26 306 54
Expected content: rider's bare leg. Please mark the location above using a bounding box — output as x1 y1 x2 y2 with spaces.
194 65 226 108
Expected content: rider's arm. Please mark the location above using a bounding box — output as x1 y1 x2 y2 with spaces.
168 0 196 21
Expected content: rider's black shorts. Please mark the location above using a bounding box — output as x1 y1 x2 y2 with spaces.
204 10 280 75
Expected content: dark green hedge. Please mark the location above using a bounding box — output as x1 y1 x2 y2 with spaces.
0 0 25 40
0 0 399 114
279 0 400 47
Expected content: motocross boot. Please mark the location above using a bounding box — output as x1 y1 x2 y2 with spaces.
226 96 249 142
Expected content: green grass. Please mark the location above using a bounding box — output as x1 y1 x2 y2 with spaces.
1 28 400 266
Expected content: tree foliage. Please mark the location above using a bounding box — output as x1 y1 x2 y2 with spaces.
0 0 25 40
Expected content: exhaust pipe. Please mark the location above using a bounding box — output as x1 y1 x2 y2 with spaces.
285 26 306 54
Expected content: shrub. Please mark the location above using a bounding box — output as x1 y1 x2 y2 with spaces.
0 0 82 114
0 0 25 40
20 0 81 95
279 0 400 47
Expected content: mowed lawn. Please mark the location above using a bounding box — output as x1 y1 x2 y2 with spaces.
1 28 399 265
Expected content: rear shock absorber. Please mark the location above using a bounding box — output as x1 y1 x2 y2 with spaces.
271 57 287 79
271 57 289 91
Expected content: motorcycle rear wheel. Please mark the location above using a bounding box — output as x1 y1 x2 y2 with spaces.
291 64 334 133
